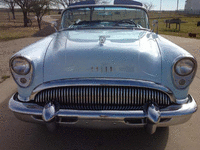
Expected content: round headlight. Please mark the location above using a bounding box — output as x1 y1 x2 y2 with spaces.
11 57 31 75
175 59 194 76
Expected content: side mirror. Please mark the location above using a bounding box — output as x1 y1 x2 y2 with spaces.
152 20 158 34
51 21 58 32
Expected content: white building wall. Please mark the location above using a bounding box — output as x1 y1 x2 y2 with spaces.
185 0 200 14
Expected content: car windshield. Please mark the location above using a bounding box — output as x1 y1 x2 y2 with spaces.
61 6 149 30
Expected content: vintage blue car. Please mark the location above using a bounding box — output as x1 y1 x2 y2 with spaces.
9 0 197 134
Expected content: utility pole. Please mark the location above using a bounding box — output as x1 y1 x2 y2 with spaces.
177 0 179 11
160 0 162 11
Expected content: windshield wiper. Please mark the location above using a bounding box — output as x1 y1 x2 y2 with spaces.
60 19 149 31
115 19 138 27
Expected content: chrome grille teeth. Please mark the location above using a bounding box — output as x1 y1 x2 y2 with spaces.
34 86 171 110
134 88 137 105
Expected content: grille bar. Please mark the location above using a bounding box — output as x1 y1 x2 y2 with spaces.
34 86 171 110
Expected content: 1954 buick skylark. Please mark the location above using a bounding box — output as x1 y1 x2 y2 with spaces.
9 0 197 134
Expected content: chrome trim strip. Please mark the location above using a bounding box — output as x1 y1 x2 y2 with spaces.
63 5 146 15
9 94 197 127
176 97 189 105
29 78 176 103
61 5 149 30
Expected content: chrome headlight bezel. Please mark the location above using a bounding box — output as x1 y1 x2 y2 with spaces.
173 56 197 89
174 58 195 76
10 56 33 88
11 57 31 75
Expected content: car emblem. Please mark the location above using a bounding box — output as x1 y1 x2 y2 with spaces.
99 36 106 45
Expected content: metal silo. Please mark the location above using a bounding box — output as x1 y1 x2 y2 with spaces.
185 0 200 14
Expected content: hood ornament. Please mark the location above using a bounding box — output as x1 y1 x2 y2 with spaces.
99 36 106 46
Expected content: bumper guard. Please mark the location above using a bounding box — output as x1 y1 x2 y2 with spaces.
9 93 197 134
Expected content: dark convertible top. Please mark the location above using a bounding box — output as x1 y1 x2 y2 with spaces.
69 0 143 7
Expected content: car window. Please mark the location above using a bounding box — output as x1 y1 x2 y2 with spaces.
62 6 149 29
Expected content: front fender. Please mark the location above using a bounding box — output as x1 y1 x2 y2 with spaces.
156 35 193 100
11 34 56 99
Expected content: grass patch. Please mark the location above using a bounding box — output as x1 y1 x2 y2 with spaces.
0 26 38 41
1 75 10 80
0 75 10 83
149 11 200 39
0 11 50 41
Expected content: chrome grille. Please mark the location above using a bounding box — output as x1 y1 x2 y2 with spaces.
34 86 172 110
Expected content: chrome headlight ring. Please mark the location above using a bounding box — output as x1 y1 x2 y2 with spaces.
10 56 33 88
11 57 31 75
173 57 197 89
174 58 195 76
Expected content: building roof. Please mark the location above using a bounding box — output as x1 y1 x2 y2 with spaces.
69 0 143 7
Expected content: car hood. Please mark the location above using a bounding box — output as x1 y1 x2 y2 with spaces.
44 29 161 83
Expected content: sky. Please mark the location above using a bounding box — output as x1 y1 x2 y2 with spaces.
140 0 186 10
0 0 186 11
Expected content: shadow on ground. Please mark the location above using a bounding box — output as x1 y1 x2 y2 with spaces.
32 19 61 37
0 100 169 150
33 125 169 150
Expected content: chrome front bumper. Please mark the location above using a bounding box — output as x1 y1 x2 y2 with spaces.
9 93 197 134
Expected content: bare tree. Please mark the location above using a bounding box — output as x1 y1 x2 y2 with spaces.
31 0 51 30
14 0 35 27
144 2 154 11
0 0 16 19
52 0 82 8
